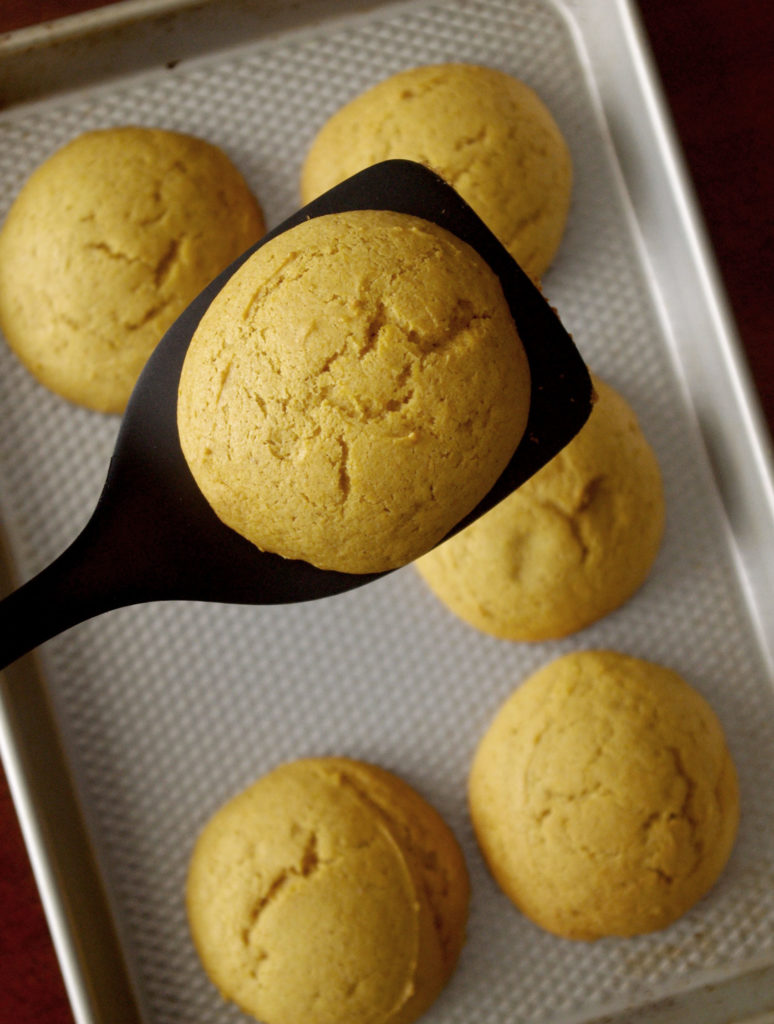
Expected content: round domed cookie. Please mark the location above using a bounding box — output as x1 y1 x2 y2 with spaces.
300 63 572 281
177 208 531 574
415 375 664 640
186 757 470 1024
468 650 740 940
0 126 265 413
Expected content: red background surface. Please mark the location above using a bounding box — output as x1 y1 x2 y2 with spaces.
0 1 772 1022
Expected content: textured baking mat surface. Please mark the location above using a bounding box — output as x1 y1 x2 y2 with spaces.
1 1 774 1022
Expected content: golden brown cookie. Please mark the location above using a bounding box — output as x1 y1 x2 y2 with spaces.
415 375 664 640
469 650 739 940
0 126 265 412
177 208 531 573
300 63 572 280
186 757 470 1024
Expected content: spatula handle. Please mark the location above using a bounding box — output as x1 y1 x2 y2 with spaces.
0 517 148 671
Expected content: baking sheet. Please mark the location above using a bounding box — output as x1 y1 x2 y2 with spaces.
2 1 774 1022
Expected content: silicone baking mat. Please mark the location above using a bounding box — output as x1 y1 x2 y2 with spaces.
1 1 774 1021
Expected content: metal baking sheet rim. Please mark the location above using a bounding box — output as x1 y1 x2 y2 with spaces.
1 1 774 1022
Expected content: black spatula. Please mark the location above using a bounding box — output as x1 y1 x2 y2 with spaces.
0 160 592 669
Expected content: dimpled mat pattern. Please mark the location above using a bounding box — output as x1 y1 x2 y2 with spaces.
1 1 774 1022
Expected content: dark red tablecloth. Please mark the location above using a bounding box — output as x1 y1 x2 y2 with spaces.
0 2 772 1022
